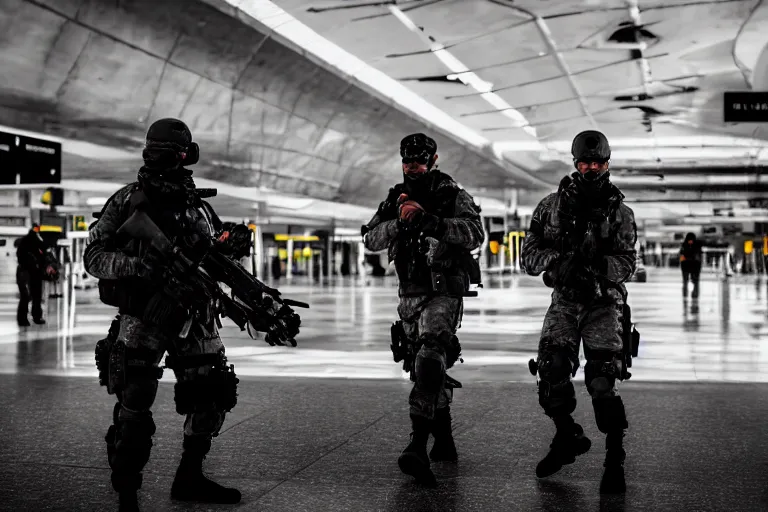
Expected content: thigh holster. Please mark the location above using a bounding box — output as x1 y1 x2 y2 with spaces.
390 320 414 372
95 317 121 392
167 352 240 415
98 317 162 395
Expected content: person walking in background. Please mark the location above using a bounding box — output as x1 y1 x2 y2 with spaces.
680 232 703 299
15 223 56 326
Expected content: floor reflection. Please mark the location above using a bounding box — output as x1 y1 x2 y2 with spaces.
1 269 767 382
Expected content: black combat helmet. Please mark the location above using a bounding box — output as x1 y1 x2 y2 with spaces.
571 130 611 184
400 133 437 168
571 130 611 164
142 118 199 170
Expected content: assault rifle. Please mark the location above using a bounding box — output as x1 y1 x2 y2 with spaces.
117 207 308 347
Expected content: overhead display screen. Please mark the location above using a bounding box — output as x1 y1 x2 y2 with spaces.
724 92 768 123
0 130 62 185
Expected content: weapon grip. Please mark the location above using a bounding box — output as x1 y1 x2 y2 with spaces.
117 210 173 253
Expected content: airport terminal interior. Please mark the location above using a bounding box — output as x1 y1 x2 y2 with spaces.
1 0 768 511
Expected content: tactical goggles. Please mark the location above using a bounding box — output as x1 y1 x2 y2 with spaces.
401 146 433 165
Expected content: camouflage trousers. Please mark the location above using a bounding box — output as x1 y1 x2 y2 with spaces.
116 314 228 439
537 290 624 416
397 294 463 419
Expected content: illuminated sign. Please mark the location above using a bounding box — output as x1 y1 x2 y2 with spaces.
274 234 320 242
724 92 768 123
73 215 87 231
0 216 27 227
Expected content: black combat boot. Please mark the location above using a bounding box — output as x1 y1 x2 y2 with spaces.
110 473 142 512
118 489 139 512
398 414 437 486
170 435 241 504
599 430 626 493
429 407 457 462
536 415 592 478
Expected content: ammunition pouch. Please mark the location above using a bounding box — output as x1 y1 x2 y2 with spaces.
167 352 239 414
103 341 163 396
429 272 469 297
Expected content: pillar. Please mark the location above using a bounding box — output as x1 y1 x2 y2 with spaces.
286 238 294 279
253 225 263 278
327 220 335 278
357 242 365 277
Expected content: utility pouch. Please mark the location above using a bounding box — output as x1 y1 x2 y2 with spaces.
431 271 448 294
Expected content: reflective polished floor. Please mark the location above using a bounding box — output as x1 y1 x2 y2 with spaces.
1 270 767 512
2 269 767 383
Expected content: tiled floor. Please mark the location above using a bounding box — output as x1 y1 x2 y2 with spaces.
2 269 767 383
1 269 767 511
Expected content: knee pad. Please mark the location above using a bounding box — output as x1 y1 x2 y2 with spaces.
415 355 444 395
537 351 576 417
112 411 156 473
593 395 628 433
584 352 622 398
538 351 574 382
174 359 239 415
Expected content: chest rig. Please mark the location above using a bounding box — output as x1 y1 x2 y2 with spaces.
97 183 216 314
390 173 475 297
547 177 621 257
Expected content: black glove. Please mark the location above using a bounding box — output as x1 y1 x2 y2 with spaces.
215 223 252 259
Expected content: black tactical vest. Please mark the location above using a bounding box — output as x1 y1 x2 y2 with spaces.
382 171 478 296
96 183 217 318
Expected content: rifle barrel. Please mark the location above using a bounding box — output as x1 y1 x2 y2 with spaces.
283 298 310 309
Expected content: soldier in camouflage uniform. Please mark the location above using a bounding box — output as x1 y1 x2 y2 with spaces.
362 133 484 486
85 119 243 511
521 130 637 494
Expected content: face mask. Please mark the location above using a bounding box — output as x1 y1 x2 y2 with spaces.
402 160 429 180
582 170 603 181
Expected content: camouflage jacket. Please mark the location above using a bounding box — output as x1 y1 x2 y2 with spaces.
362 171 484 295
521 177 637 303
